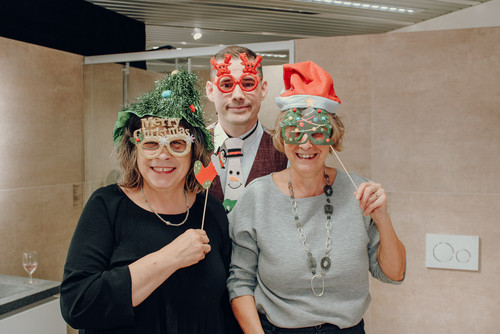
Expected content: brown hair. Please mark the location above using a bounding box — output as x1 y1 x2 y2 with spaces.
114 114 211 194
210 45 264 79
272 109 345 153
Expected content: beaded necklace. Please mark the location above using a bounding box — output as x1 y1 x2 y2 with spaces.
287 169 333 297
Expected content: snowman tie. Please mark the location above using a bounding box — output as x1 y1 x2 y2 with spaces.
222 137 245 213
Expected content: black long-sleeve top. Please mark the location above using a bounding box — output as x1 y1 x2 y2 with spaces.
60 184 237 333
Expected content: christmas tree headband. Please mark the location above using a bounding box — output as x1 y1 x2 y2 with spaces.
112 69 213 152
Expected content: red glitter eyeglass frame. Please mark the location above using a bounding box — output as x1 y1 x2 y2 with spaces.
210 52 263 94
213 74 260 93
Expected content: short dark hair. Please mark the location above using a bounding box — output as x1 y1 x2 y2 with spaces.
210 45 264 79
114 114 211 194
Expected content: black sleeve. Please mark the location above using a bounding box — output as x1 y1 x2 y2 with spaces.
60 187 135 329
207 195 243 334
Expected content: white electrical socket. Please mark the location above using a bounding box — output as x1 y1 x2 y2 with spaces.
425 233 479 271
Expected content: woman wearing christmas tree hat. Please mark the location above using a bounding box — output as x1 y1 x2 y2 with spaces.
60 70 238 333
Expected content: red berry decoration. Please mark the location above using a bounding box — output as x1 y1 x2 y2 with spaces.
189 104 196 113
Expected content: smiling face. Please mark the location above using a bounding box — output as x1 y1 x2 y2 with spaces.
227 168 243 190
284 137 330 177
280 107 332 176
206 60 268 135
137 140 192 192
135 119 192 192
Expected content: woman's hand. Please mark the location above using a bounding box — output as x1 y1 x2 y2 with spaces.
231 295 265 334
129 229 211 306
354 181 388 224
355 182 406 281
169 229 211 269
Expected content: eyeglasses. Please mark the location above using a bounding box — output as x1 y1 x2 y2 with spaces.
281 126 333 146
137 135 192 159
213 74 260 93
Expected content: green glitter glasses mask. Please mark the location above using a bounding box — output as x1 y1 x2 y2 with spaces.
281 107 334 146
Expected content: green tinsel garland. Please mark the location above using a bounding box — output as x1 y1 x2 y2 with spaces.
112 69 213 151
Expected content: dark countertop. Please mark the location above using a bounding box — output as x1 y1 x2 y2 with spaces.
0 274 60 316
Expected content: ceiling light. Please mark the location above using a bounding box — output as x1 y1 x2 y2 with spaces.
148 45 176 51
191 28 203 40
294 0 419 14
257 53 288 58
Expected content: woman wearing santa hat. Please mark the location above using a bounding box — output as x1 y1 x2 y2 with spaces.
227 61 406 333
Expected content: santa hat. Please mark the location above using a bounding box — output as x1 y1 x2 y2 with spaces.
275 61 341 114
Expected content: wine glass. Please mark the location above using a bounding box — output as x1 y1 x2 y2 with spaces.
22 251 38 284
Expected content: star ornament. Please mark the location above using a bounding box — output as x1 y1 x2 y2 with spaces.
305 96 315 107
159 136 170 146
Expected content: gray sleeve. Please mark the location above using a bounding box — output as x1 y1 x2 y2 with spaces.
351 173 404 284
366 217 405 284
227 184 261 300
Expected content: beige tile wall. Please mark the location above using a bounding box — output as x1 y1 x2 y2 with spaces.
1 25 499 333
82 64 164 200
297 26 500 333
0 37 84 281
83 65 212 200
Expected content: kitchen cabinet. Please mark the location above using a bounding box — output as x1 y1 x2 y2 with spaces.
0 274 65 333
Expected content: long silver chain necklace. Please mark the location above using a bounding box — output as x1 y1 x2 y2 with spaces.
288 168 333 297
141 186 190 226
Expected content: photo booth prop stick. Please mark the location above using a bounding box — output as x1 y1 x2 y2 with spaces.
194 160 218 229
329 146 358 191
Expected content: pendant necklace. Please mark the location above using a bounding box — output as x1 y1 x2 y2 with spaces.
141 186 190 226
288 168 333 297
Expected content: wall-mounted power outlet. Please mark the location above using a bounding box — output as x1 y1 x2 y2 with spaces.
425 233 479 271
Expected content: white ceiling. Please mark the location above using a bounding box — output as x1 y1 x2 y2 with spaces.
84 0 489 71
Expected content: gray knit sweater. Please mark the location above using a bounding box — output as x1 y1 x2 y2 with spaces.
227 171 400 329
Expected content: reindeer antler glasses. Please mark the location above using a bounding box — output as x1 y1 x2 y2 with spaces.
210 53 263 93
